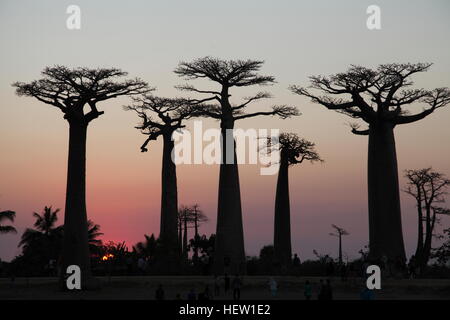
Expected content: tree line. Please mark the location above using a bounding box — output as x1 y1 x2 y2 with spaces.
3 58 449 287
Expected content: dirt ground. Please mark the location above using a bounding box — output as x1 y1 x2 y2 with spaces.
1 276 450 300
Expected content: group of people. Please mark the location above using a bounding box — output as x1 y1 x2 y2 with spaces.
155 274 243 301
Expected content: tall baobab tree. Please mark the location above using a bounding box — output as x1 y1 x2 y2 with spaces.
291 63 450 262
175 57 298 273
125 95 196 254
13 66 149 287
0 210 17 235
404 168 450 271
266 133 322 267
329 224 349 265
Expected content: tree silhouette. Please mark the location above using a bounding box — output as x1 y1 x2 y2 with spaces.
329 224 349 264
265 133 322 267
291 63 450 262
13 66 149 286
175 57 298 273
177 204 208 261
87 219 104 255
125 95 196 255
404 168 450 271
19 206 63 273
0 210 17 234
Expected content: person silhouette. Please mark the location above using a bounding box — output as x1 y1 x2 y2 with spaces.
224 273 230 294
187 288 197 300
268 277 278 297
155 284 165 300
304 280 312 300
232 274 242 300
214 275 221 296
324 279 333 300
317 279 325 300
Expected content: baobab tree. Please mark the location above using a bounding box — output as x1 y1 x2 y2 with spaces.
13 66 149 287
125 95 196 255
291 63 450 262
266 133 322 267
329 224 349 265
177 204 208 260
189 204 208 261
175 57 298 273
0 210 16 235
404 168 450 271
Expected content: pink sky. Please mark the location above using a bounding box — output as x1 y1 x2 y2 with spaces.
1 0 450 262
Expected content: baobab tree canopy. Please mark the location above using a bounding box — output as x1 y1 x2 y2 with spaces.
175 57 298 123
13 66 149 124
275 133 323 166
290 63 450 133
125 94 196 152
291 63 450 263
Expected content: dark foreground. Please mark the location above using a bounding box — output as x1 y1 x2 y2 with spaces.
1 276 450 300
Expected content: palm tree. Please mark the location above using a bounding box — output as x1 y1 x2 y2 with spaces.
19 206 62 252
0 210 17 234
87 220 103 254
18 206 63 274
133 234 157 258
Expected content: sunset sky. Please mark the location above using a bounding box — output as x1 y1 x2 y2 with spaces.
1 0 450 262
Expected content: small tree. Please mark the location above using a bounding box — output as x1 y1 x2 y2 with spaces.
404 168 450 270
291 63 450 262
175 57 298 273
329 224 349 265
13 66 149 286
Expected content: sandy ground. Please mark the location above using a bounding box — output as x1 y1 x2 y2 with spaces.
1 276 450 300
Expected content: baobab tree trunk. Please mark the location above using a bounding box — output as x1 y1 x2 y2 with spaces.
338 235 342 264
61 120 92 288
160 133 179 251
213 125 246 275
183 216 188 261
421 207 433 270
273 155 292 267
415 199 424 265
193 210 199 261
367 121 406 263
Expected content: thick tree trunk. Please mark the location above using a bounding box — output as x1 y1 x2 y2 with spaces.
367 121 406 263
273 155 292 267
160 133 178 251
61 121 92 287
338 235 342 264
213 125 246 275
